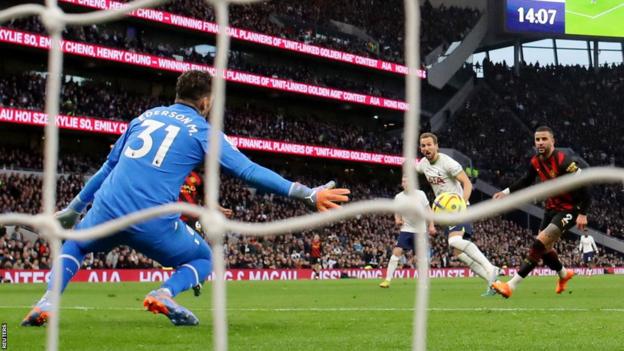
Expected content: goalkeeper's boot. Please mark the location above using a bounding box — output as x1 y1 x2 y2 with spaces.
491 280 512 299
379 280 390 288
144 289 199 326
556 270 574 294
21 299 52 326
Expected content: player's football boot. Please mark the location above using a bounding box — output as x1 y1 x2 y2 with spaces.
556 270 574 294
143 289 199 326
491 280 512 299
21 299 52 326
482 267 500 297
379 280 390 288
481 286 497 297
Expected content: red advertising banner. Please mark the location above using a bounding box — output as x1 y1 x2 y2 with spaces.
0 107 405 166
227 136 405 166
0 267 614 284
58 0 423 77
0 107 127 134
0 28 408 111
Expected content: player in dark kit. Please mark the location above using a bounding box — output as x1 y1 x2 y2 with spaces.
309 235 322 279
491 126 590 298
178 170 233 232
178 170 232 296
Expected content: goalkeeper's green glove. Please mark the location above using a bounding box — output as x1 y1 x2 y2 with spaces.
56 197 87 229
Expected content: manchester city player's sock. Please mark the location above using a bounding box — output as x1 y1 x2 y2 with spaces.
162 258 212 297
46 240 85 294
509 240 546 290
542 249 567 278
507 273 524 290
385 255 400 281
457 253 488 280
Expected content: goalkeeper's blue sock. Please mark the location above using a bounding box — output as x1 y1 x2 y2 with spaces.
46 240 85 295
161 258 212 297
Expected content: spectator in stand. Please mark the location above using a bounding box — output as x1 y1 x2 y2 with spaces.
0 72 406 154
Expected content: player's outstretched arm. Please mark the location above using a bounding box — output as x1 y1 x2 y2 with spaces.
493 165 538 199
289 181 350 212
217 133 349 211
56 161 115 228
56 124 131 228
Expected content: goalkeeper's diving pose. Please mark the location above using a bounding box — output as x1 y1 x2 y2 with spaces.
22 70 350 327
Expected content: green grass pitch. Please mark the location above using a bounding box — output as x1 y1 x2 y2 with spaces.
566 0 624 37
1 276 624 350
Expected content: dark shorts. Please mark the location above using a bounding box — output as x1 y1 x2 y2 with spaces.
397 231 417 251
310 257 321 265
540 210 578 235
583 251 595 263
444 222 473 240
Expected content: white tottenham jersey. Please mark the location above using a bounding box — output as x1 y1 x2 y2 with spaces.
395 190 429 234
579 235 598 254
416 153 464 197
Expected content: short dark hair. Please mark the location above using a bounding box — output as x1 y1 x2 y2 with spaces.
175 70 212 101
535 125 554 137
419 132 438 144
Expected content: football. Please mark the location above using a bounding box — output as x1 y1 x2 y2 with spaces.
432 192 466 214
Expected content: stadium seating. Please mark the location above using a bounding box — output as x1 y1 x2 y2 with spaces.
1 160 623 270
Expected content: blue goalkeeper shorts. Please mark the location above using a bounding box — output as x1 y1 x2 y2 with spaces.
72 211 212 267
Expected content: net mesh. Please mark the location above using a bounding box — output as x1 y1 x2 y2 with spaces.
1 1 623 350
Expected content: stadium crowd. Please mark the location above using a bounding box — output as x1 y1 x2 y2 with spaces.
3 16 403 100
440 61 624 239
0 72 405 154
156 0 481 63
1 165 622 271
2 62 624 241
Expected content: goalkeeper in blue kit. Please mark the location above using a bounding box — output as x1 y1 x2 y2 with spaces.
22 70 350 326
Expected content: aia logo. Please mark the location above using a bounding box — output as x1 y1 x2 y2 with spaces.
428 176 445 185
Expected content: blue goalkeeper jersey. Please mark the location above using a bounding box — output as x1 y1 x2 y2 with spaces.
85 103 292 234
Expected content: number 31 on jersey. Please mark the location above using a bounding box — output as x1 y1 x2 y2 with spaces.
124 119 181 167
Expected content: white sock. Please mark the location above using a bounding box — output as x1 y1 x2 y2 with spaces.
463 242 495 274
386 255 400 281
507 274 524 290
448 237 495 274
159 287 173 297
457 253 489 281
39 291 52 304
558 267 568 279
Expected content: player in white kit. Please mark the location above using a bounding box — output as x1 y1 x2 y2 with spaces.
380 175 436 288
579 233 598 271
416 132 499 295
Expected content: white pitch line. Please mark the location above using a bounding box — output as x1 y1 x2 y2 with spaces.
591 2 624 19
565 10 594 19
0 306 621 312
566 3 624 20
